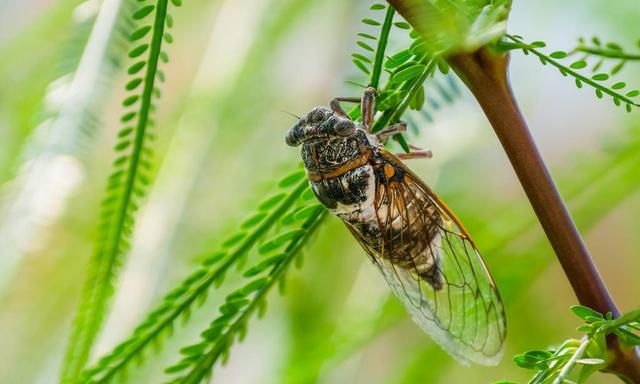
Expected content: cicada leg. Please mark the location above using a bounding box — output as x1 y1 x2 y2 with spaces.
330 96 361 118
396 145 433 160
376 121 407 143
330 87 377 131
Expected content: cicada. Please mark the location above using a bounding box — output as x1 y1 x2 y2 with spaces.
285 87 506 365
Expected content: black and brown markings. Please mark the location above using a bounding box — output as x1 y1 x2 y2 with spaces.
285 87 506 365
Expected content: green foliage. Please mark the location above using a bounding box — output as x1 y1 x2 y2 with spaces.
574 36 640 75
349 2 446 152
391 0 512 55
503 35 640 112
61 1 181 381
163 205 326 383
79 174 310 383
3 1 638 383
511 306 640 384
85 5 460 381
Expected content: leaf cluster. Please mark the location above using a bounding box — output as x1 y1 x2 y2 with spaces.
349 3 450 151
503 35 640 112
511 306 640 384
163 202 326 383
80 172 313 383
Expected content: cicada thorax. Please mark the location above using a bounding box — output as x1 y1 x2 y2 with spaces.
302 130 376 211
303 135 445 289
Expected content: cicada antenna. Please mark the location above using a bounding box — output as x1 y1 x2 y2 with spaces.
281 110 301 120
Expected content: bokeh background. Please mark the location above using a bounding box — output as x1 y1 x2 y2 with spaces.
0 0 638 383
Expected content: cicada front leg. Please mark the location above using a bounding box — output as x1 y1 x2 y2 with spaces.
376 121 407 143
396 145 433 160
329 87 377 130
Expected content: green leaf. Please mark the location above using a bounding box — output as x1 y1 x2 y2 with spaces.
240 278 269 294
392 64 425 83
357 41 375 52
243 255 284 277
361 18 381 26
410 85 425 111
357 32 377 40
591 73 609 81
221 232 246 248
352 53 372 64
370 3 386 10
164 362 191 374
130 26 152 41
550 50 568 59
258 193 286 210
128 44 149 58
277 171 305 188
384 49 412 69
127 60 146 75
125 78 143 91
133 5 155 20
571 305 604 322
241 212 267 229
569 60 587 69
122 95 140 107
353 59 371 75
612 82 626 90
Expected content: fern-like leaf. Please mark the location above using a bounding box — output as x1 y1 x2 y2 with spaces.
79 173 309 383
164 205 326 384
61 0 181 381
573 36 640 76
504 35 640 112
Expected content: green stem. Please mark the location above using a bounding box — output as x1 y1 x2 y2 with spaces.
371 56 435 132
576 46 640 61
553 338 590 384
370 6 395 89
601 309 640 333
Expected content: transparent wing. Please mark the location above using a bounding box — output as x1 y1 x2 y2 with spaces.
345 150 506 366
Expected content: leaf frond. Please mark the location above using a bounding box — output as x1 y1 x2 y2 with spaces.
61 0 181 381
79 174 309 383
164 206 327 383
504 34 640 113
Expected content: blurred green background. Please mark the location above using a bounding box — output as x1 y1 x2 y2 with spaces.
0 0 638 383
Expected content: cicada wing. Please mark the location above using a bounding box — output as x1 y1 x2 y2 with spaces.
344 150 506 366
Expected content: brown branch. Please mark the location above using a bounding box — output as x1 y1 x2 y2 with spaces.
387 1 640 382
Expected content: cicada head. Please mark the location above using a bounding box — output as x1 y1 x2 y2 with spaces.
285 106 357 147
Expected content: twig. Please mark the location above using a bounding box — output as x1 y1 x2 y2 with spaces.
386 1 640 381
553 337 590 384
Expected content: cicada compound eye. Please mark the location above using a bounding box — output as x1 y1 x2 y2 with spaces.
285 124 303 147
333 119 356 137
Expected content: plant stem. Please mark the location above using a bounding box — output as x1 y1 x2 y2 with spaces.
446 46 640 384
386 1 640 381
370 6 395 89
576 46 640 61
445 47 616 313
553 337 590 384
